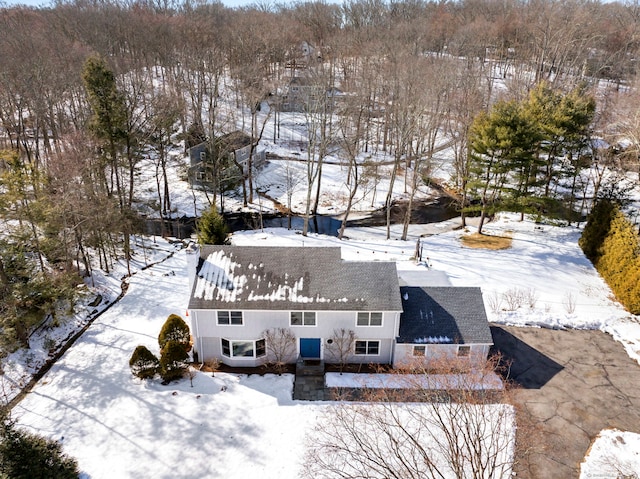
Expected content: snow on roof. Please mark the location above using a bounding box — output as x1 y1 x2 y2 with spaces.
414 336 453 344
188 245 403 312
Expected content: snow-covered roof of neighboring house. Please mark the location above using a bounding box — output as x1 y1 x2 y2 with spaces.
188 246 403 312
398 287 493 345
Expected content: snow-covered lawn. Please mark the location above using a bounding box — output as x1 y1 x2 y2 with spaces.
12 241 514 479
13 248 315 478
0 237 177 404
580 429 640 478
9 212 640 478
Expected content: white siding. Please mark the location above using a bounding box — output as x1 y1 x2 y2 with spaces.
392 343 491 368
189 308 402 366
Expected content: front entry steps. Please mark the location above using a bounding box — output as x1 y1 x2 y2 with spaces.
293 359 325 400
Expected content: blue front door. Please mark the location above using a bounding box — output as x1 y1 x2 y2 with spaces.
300 338 321 359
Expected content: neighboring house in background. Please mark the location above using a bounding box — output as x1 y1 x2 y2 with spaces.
186 245 494 368
280 76 320 112
285 40 322 75
187 130 266 189
278 76 343 113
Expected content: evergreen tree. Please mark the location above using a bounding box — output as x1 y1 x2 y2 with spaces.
467 100 540 232
525 83 595 215
158 314 191 352
196 204 228 245
579 200 640 314
467 85 595 230
82 55 135 272
129 345 160 379
0 420 79 479
0 236 77 351
184 121 207 149
159 341 190 383
81 55 127 199
578 199 616 262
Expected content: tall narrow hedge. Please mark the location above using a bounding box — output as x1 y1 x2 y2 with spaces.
580 200 640 314
159 341 189 382
578 199 616 262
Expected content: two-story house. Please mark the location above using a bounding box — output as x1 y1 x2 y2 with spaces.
187 131 266 189
186 245 493 368
278 76 343 113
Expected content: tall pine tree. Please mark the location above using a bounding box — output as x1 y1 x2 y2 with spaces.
467 100 540 233
82 55 133 272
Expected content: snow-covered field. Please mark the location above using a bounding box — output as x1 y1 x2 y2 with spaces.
11 237 514 479
580 429 640 478
6 211 639 478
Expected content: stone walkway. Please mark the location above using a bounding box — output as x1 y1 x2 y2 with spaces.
293 360 326 400
491 325 640 479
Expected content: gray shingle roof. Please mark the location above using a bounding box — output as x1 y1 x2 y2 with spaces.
398 287 493 345
188 246 403 312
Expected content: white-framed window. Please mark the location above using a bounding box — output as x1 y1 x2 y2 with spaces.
196 171 213 182
354 340 380 356
357 312 383 326
217 311 243 325
290 311 316 326
457 345 471 357
221 338 266 358
413 345 426 356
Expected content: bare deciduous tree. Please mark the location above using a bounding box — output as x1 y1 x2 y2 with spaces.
304 354 516 479
263 327 297 373
301 63 337 236
325 328 355 374
283 161 304 229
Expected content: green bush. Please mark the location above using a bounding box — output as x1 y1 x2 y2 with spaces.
580 200 640 314
196 204 228 245
129 345 159 379
578 198 616 262
158 314 191 352
159 340 189 383
0 420 79 479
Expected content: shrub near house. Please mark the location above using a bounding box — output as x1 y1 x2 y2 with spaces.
129 345 160 379
129 314 192 383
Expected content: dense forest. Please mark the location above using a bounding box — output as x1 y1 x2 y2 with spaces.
1 0 640 352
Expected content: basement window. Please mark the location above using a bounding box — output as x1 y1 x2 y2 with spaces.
457 346 471 357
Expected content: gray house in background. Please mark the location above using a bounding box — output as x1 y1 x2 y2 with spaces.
279 76 343 113
187 131 266 189
186 245 493 368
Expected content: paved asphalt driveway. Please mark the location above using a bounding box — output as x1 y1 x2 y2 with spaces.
491 325 640 479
